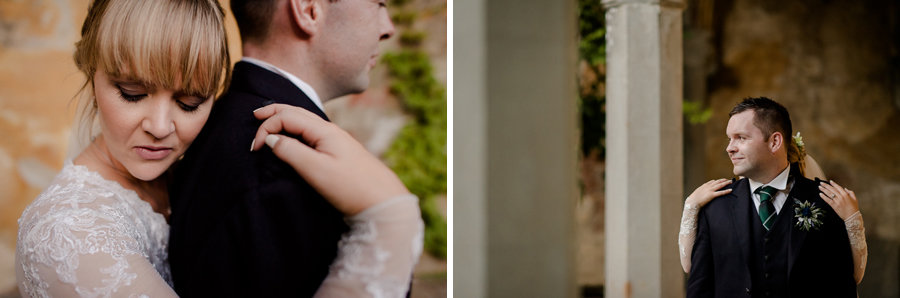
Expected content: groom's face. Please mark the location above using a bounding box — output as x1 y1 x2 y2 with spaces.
726 110 773 180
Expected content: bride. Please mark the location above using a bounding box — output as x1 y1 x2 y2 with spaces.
15 0 421 297
678 135 868 284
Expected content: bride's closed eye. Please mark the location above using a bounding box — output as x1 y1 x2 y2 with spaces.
115 83 148 102
175 94 207 113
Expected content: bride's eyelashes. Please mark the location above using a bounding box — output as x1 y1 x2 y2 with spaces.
114 83 205 113
115 83 147 102
176 95 205 113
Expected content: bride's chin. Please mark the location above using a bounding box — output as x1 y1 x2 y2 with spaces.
127 163 171 181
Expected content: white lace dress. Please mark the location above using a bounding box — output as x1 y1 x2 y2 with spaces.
16 162 424 298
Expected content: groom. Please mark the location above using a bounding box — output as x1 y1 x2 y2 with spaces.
168 0 395 296
687 97 856 297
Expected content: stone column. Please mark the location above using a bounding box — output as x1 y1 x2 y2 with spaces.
603 0 685 297
455 0 578 296
454 0 488 296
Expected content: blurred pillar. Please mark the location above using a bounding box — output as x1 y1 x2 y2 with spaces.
455 0 577 296
455 0 487 296
603 0 685 297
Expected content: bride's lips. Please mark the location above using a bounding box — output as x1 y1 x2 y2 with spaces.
134 146 174 160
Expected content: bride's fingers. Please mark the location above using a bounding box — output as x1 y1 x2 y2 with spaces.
712 188 733 196
263 133 327 179
251 108 334 152
830 180 850 199
818 183 840 200
251 113 285 151
846 189 858 202
819 192 838 207
713 179 732 187
252 103 305 120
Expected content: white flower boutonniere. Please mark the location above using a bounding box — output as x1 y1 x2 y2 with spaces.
793 199 824 231
793 132 805 150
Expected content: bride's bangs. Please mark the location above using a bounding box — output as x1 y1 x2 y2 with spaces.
94 0 230 99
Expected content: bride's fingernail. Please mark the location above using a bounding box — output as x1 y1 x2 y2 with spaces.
250 139 256 152
253 107 262 113
265 135 279 148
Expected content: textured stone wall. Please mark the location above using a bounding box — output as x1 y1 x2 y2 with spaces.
697 0 900 295
0 0 91 293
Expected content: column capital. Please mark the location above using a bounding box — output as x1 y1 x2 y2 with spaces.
602 0 685 10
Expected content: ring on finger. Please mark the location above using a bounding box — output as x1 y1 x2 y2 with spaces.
830 193 836 198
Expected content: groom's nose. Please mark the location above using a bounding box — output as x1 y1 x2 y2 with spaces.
726 140 737 154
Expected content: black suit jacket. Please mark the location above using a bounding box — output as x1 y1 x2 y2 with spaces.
687 167 856 297
168 61 348 297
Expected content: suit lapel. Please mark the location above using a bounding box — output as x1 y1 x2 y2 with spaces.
787 174 812 277
730 178 752 271
229 61 330 121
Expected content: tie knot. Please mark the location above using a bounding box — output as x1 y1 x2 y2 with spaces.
756 185 777 202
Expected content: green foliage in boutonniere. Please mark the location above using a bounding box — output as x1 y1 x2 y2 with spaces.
793 199 824 231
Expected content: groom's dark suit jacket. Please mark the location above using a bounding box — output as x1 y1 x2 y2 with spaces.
168 61 348 297
687 166 856 297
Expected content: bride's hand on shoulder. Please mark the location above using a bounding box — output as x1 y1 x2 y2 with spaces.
686 179 733 208
250 104 411 216
818 180 860 220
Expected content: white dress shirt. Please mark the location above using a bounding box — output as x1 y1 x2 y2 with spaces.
240 57 326 113
749 165 793 215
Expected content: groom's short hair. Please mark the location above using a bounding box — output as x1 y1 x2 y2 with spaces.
230 0 278 43
231 0 341 44
728 97 792 142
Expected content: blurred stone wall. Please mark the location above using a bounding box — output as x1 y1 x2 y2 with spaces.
0 0 92 293
687 0 899 296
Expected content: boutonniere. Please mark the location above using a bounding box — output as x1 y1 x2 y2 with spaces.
793 199 824 231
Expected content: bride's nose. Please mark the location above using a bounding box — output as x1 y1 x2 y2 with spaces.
142 97 175 139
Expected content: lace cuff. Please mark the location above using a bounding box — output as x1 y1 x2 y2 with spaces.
678 203 700 273
315 194 424 298
844 211 867 283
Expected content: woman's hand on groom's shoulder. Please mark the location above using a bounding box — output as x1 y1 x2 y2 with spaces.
686 178 733 208
250 104 411 216
818 180 860 220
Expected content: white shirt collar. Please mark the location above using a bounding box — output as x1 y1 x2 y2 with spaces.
749 165 791 193
240 57 325 112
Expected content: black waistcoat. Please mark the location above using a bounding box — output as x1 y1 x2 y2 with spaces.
748 194 793 297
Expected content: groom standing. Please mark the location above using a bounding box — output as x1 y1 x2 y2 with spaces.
687 97 856 297
168 0 395 296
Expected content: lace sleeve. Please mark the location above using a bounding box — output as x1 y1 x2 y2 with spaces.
16 201 176 297
678 202 700 273
314 194 424 298
843 211 867 284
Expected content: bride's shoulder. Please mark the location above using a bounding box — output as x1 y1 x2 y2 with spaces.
19 163 138 226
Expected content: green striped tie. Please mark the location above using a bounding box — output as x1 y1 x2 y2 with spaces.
756 186 778 230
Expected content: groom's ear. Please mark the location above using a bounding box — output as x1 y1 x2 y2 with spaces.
289 0 322 37
769 131 784 153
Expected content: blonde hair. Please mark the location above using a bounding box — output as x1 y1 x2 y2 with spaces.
787 135 806 177
72 0 231 146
